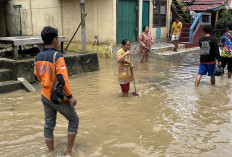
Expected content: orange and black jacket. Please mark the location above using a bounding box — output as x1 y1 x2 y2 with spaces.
34 48 72 100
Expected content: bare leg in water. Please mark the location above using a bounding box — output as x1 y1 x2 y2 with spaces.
45 140 55 155
45 133 77 155
221 72 231 79
175 40 179 51
195 75 202 87
145 52 149 62
172 40 177 51
140 50 145 63
221 73 225 80
211 76 215 85
65 134 76 155
228 72 232 78
121 92 129 97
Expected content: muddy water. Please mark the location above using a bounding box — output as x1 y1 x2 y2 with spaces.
1 52 232 157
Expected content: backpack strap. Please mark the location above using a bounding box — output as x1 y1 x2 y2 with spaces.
52 51 58 84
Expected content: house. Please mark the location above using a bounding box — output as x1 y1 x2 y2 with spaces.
181 0 229 27
0 0 172 56
170 0 231 48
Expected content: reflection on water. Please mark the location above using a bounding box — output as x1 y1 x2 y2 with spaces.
1 52 232 156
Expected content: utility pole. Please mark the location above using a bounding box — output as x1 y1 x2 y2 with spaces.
14 4 22 36
79 0 86 54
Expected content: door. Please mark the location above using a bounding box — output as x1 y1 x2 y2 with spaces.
142 1 149 28
117 0 138 43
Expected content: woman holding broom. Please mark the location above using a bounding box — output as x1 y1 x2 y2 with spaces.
116 39 134 97
139 25 154 63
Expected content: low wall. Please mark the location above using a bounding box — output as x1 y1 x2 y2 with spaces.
65 42 113 58
0 53 99 82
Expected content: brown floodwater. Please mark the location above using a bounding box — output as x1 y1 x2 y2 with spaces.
1 51 232 157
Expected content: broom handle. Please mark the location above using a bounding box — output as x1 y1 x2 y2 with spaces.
133 78 137 93
130 66 137 93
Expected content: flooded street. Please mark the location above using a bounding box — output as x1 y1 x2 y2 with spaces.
1 51 232 157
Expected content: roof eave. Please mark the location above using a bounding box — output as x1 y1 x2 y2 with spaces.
189 0 194 4
181 0 194 5
207 4 228 11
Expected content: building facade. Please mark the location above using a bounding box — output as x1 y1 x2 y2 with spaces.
0 0 172 46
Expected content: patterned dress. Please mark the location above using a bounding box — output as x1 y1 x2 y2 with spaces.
116 48 133 84
139 32 153 53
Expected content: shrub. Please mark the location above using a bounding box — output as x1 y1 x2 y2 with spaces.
177 0 185 8
216 10 232 29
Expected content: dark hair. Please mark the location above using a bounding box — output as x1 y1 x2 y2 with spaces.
143 25 148 32
176 16 180 20
41 26 58 45
227 23 232 30
203 25 213 34
121 39 131 46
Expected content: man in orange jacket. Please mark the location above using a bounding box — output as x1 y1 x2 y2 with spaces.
34 26 79 156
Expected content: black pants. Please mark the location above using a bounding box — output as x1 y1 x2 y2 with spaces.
221 57 232 73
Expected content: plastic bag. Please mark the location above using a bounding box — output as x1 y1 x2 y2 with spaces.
214 65 224 76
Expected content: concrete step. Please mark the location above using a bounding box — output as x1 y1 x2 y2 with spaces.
183 23 192 27
182 28 190 32
181 32 190 37
0 80 24 94
151 44 185 53
185 43 200 48
179 42 191 44
154 47 200 56
179 37 190 42
0 69 12 82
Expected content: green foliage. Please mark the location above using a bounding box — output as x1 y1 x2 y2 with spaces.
175 0 192 22
216 10 232 29
177 0 185 8
184 9 192 22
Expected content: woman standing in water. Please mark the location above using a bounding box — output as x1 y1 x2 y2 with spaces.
139 25 154 63
116 39 133 97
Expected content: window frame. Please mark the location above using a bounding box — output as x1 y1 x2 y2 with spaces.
153 0 167 28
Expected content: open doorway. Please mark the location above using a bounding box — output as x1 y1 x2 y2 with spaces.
142 1 149 28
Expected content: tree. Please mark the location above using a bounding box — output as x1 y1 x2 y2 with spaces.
216 10 232 29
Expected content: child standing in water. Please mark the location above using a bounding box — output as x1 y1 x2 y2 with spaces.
116 39 133 97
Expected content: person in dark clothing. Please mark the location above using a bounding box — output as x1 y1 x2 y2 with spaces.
195 25 221 87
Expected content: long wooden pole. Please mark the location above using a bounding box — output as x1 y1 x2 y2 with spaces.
65 13 87 51
80 0 86 54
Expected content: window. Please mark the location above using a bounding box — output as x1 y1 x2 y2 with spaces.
153 0 167 27
202 13 211 24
